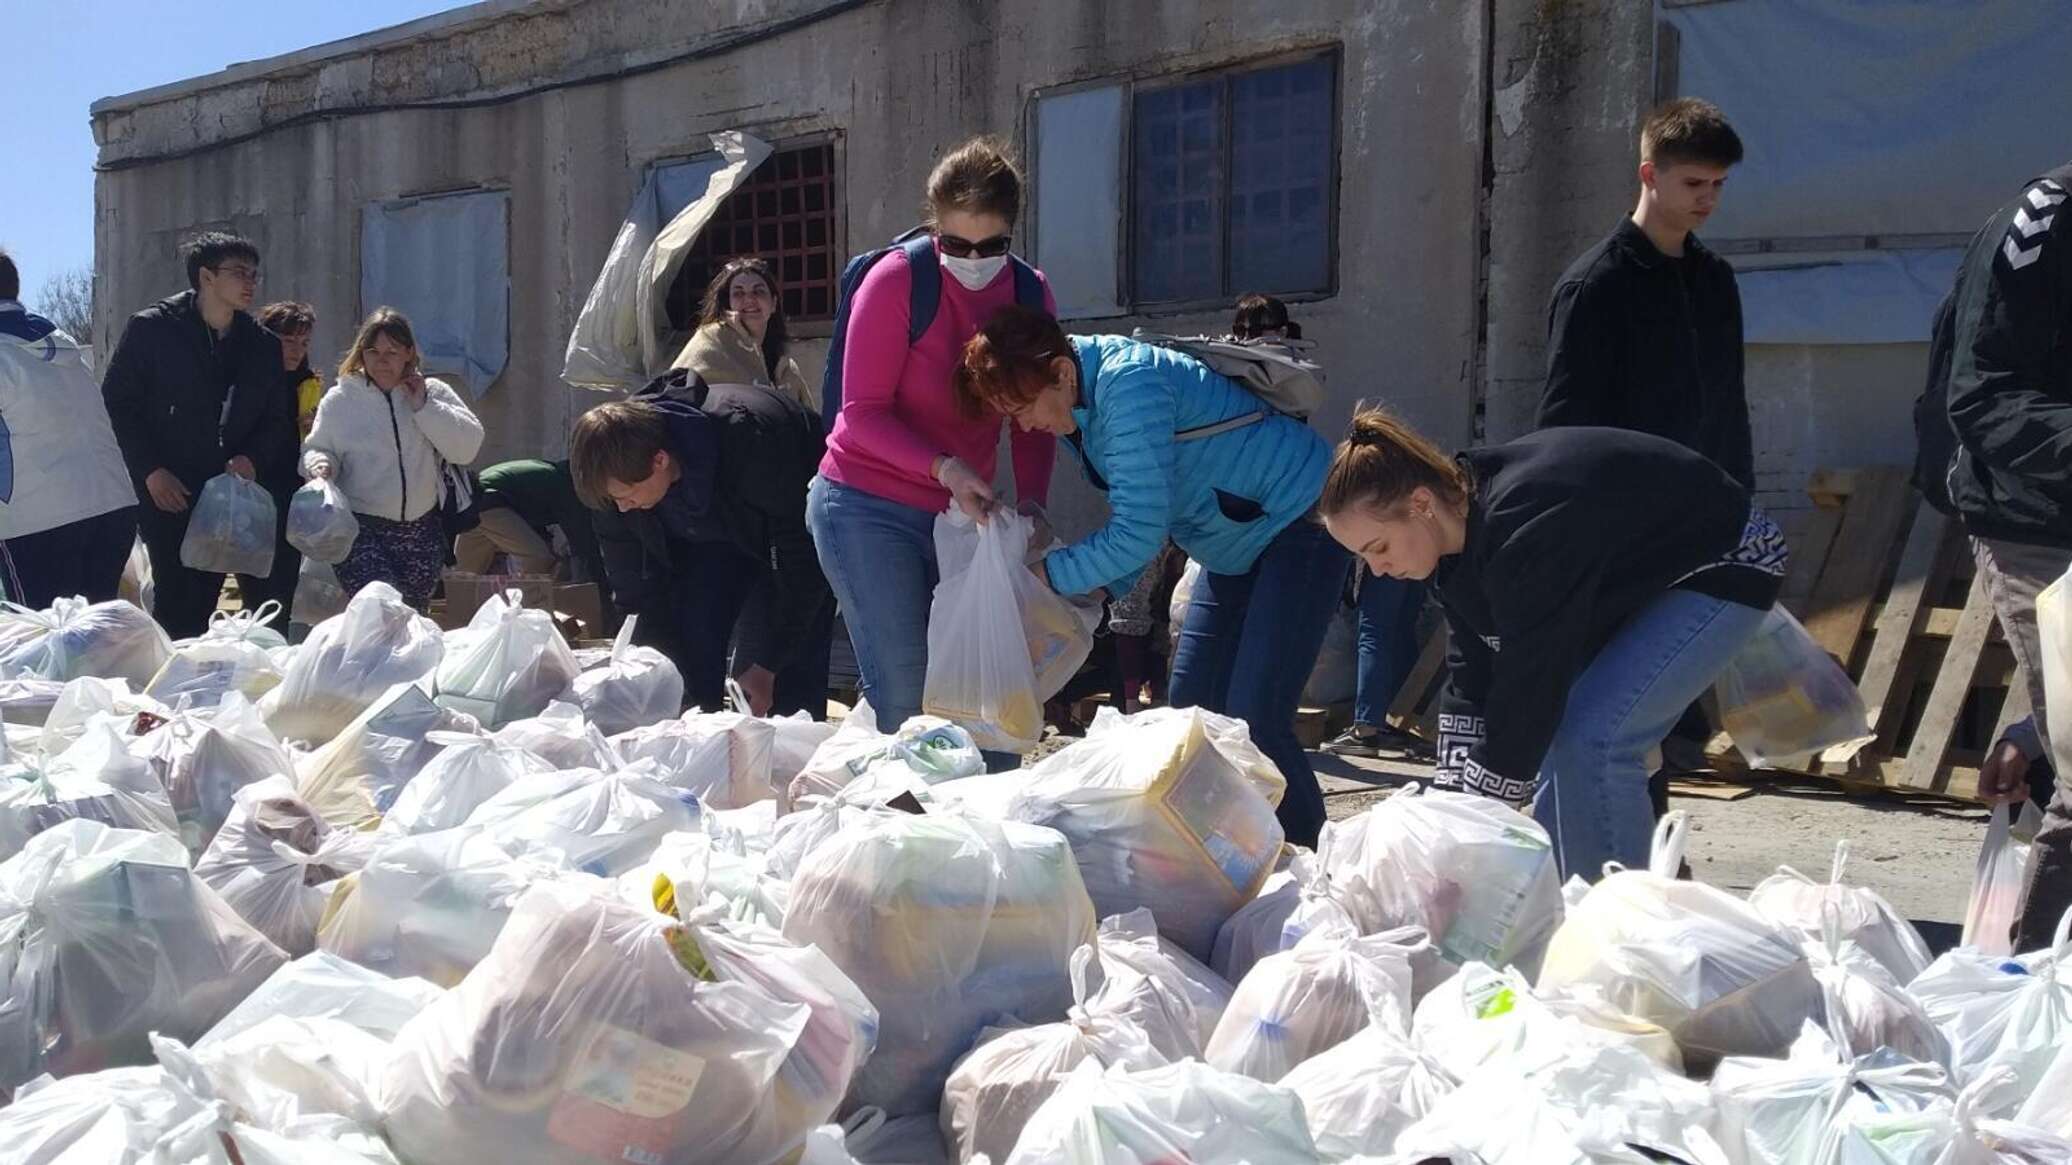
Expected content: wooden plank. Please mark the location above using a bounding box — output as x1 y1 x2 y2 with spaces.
1800 468 1915 664
1817 506 1949 779
1666 778 1759 802
1385 623 1450 728
1779 503 1846 618
1898 574 1999 789
1993 669 2033 745
1919 607 2008 642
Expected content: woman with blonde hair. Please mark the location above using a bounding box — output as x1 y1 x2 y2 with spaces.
668 256 813 413
1314 410 1783 876
302 307 484 609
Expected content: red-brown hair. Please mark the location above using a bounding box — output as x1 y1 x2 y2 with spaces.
955 304 1070 418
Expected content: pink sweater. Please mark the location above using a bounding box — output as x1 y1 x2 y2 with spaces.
820 244 1058 512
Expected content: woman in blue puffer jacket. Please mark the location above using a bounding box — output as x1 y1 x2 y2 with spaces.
955 305 1348 844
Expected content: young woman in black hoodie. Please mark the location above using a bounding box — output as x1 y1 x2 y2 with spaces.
1317 410 1786 877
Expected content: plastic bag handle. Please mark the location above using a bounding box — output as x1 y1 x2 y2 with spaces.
725 677 752 716
1648 810 1691 878
611 614 639 660
2055 902 2072 962
1828 838 1851 886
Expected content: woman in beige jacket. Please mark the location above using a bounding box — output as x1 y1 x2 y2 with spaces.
668 256 814 414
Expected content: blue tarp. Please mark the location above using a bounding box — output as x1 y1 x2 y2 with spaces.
361 190 511 396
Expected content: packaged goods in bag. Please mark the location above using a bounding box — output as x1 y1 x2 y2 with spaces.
1008 706 1288 962
1747 838 1935 984
1323 783 1564 976
180 472 278 577
294 558 349 626
1077 908 1234 1062
0 820 286 1098
569 615 683 734
923 508 1093 753
493 700 610 770
474 769 700 877
788 703 982 809
131 692 296 856
34 675 169 756
1821 1066 2072 1165
378 731 556 836
2021 1039 2072 1137
783 809 1097 1115
1412 961 1684 1082
0 676 66 727
941 1002 1167 1164
264 582 443 744
1804 910 1950 1067
1713 605 1874 768
1538 813 1820 1073
433 588 581 729
1709 1025 1953 1163
0 596 171 687
285 478 359 565
614 706 777 809
379 878 874 1165
204 949 445 1047
1907 905 2072 1100
1 717 180 860
1210 825 1368 986
1961 801 2044 957
771 711 839 794
1279 1021 1454 1160
621 828 790 930
296 683 476 830
1204 925 1422 1082
1005 1059 1318 1165
146 603 289 709
194 775 376 956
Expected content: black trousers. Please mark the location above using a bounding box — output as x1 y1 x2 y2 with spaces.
644 541 834 718
0 506 138 607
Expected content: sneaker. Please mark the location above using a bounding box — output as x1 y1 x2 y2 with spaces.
1319 727 1385 758
1372 726 1435 762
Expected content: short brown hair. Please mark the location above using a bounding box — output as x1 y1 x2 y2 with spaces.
257 301 315 336
956 304 1070 418
569 400 672 509
1640 97 1743 170
1318 408 1474 520
338 307 418 383
926 136 1023 226
1232 293 1301 342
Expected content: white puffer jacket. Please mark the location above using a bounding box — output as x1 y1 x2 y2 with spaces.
301 374 484 522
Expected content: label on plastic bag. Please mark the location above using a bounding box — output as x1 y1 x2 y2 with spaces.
547 1025 704 1163
1160 742 1275 894
1435 826 1554 968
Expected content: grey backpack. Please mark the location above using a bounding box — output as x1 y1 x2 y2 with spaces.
1130 330 1325 441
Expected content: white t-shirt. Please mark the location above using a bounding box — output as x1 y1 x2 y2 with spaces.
0 302 135 540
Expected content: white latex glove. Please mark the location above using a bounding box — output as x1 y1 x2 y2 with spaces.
935 456 995 522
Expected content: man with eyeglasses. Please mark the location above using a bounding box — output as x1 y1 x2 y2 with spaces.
101 231 295 638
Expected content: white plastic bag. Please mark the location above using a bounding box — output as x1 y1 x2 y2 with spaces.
1411 961 1685 1082
264 582 443 744
1278 1021 1454 1160
295 683 476 830
1009 706 1288 961
783 809 1097 1115
293 558 349 626
474 769 700 877
788 705 982 809
203 949 445 1048
1005 1059 1318 1165
1537 813 1821 1073
1714 605 1875 768
625 828 790 930
0 596 172 687
146 602 289 710
0 820 286 1096
923 508 1092 752
1077 907 1234 1062
1908 905 2072 1102
0 717 180 860
2021 1037 2072 1136
492 700 610 770
1748 838 1935 984
1961 802 2044 957
379 879 873 1165
433 587 581 729
377 731 555 836
1805 912 1951 1067
569 614 684 734
181 472 278 577
1211 822 1370 985
614 707 778 809
1324 783 1564 976
131 692 296 855
284 478 359 565
194 775 375 956
1823 1066 2072 1165
35 675 167 755
1204 925 1422 1082
1708 1025 1954 1165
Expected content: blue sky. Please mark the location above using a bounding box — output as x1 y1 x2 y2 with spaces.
2 0 473 307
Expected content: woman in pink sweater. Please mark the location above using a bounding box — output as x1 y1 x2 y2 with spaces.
808 137 1057 738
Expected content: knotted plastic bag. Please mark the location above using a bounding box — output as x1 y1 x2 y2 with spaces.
146 602 288 710
1713 605 1875 768
570 614 684 734
0 596 171 688
285 478 360 565
181 472 278 577
432 588 581 730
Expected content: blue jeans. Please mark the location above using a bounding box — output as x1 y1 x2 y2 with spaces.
1533 589 1770 879
1169 517 1350 848
1353 572 1427 730
806 476 938 736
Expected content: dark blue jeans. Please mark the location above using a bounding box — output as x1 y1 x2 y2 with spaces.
1168 517 1350 848
1353 572 1428 729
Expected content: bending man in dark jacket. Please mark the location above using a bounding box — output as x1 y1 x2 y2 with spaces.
1943 161 2072 953
569 373 833 717
100 232 296 638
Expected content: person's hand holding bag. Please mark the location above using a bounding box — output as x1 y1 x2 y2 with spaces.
934 455 994 522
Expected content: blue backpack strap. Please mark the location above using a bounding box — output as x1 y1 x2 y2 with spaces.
899 233 940 346
1009 255 1044 310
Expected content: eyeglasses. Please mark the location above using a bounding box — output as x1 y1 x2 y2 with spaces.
210 264 262 285
936 232 1012 259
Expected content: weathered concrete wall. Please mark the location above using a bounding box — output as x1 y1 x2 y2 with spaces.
92 0 1488 528
1747 341 1926 534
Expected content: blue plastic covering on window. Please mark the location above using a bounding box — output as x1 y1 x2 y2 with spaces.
360 190 510 396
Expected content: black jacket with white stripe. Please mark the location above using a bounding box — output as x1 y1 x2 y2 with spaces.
1430 428 1784 807
1946 162 2072 550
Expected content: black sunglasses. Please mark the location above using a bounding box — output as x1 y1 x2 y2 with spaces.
937 231 1012 259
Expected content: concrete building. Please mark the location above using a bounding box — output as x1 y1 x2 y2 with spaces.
88 0 2066 545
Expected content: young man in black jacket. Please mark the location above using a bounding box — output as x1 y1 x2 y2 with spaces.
1940 161 2072 953
100 233 296 638
1538 96 1750 784
569 375 832 717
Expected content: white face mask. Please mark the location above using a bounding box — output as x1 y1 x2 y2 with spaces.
941 252 1008 291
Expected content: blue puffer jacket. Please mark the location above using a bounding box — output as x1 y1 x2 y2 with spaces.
1045 334 1329 597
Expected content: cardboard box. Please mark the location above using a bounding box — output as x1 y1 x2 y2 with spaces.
438 572 555 630
553 583 604 641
